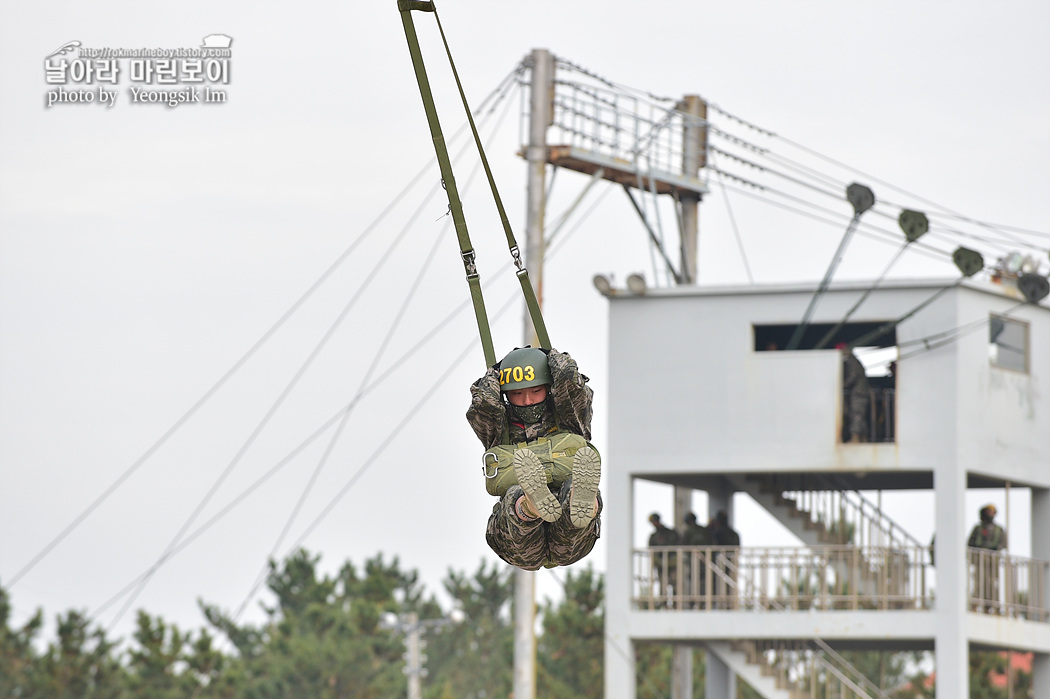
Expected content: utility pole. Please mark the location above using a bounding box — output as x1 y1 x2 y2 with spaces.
403 612 424 699
383 609 465 698
519 57 715 699
672 93 707 699
677 94 706 284
516 47 554 699
523 48 553 342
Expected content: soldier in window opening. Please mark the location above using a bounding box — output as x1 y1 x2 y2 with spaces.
967 504 1007 612
467 347 602 570
838 343 872 443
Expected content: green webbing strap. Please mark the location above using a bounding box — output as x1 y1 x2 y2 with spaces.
398 0 496 367
400 0 551 354
516 269 550 349
431 8 550 350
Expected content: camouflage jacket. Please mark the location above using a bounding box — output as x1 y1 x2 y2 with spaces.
682 523 711 546
842 351 870 394
648 525 679 547
466 349 593 450
968 523 1006 551
711 524 741 547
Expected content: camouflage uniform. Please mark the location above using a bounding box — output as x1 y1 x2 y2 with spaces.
709 515 741 608
711 520 741 547
486 481 603 571
682 520 711 546
968 522 1006 551
648 518 680 603
681 517 711 599
467 349 593 450
842 350 871 441
968 513 1007 611
466 349 601 569
648 521 680 548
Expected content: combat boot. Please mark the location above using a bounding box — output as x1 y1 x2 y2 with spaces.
514 447 561 522
568 445 601 528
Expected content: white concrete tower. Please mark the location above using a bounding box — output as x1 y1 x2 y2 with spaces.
602 278 1050 699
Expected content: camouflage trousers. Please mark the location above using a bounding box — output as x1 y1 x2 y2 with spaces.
486 480 602 571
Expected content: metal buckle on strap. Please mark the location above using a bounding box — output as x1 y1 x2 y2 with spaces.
482 451 499 479
461 249 478 276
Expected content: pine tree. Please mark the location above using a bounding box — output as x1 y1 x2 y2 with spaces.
538 565 604 699
423 560 514 699
0 587 46 698
34 610 125 699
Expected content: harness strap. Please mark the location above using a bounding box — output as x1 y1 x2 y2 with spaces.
431 7 551 351
398 0 496 366
399 1 551 361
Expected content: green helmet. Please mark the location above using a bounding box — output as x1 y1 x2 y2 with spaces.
498 347 551 391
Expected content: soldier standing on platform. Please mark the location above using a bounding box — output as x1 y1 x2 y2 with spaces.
839 344 872 443
681 512 710 606
708 510 741 608
648 513 679 605
967 504 1007 612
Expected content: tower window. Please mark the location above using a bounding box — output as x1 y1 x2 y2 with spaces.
989 315 1028 373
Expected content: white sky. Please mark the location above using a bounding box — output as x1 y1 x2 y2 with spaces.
2 1 1048 644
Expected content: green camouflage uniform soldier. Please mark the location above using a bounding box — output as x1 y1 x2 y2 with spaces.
967 504 1007 611
839 344 872 443
681 512 711 601
967 504 1007 551
467 347 602 570
682 513 711 546
709 511 741 608
648 513 679 604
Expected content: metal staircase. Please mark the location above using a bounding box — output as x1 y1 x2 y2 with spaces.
729 473 926 600
702 475 920 698
732 473 925 550
706 639 893 699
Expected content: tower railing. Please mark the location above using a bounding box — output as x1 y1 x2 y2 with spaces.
969 547 1049 621
636 545 930 612
517 56 706 182
634 545 1049 623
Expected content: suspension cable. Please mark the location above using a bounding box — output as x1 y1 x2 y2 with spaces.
228 103 517 627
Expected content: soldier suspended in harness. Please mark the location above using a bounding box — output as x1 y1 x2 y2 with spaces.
395 0 602 572
467 346 602 570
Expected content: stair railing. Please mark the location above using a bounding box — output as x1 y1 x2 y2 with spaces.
775 472 925 552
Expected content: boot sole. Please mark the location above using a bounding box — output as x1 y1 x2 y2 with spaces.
514 448 561 522
569 446 601 528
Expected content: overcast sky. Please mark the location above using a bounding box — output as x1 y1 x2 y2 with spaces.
2 1 1048 644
